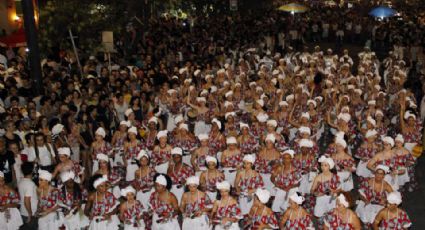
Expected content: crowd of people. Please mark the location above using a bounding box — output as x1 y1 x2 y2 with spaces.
0 3 425 230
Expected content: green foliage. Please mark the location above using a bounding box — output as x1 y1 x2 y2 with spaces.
38 0 126 57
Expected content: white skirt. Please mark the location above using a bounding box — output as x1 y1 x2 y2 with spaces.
355 201 384 224
260 173 274 193
194 121 211 137
223 168 237 186
126 161 139 182
38 211 64 230
314 195 336 217
397 168 410 187
152 213 180 230
124 221 145 230
214 222 240 230
356 160 373 178
337 171 354 192
136 189 153 211
0 208 23 230
272 187 298 213
239 194 254 215
171 185 184 205
299 172 316 194
166 114 177 132
207 191 217 202
384 174 399 191
70 146 80 162
182 215 211 230
89 215 120 230
195 167 207 178
63 209 90 230
404 142 417 154
155 162 169 174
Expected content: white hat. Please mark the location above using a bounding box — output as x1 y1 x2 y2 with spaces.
137 150 149 160
255 188 271 204
367 116 376 127
365 129 378 138
205 74 214 80
186 176 200 185
315 96 323 102
216 181 231 191
217 69 226 74
206 156 217 164
338 113 351 122
224 101 234 108
226 137 237 145
124 109 134 117
200 89 208 96
60 171 75 182
243 154 256 164
38 170 52 181
256 99 264 107
171 147 183 155
354 89 362 95
97 153 109 162
368 100 376 106
239 122 249 129
179 123 189 131
121 186 136 197
93 175 108 188
376 165 390 174
225 112 236 120
197 97 206 103
283 149 295 158
184 78 192 84
52 123 64 135
347 85 355 90
95 127 106 138
58 147 71 156
256 113 269 123
265 134 276 143
289 193 305 205
225 91 234 98
0 171 3 178
299 139 313 148
267 120 277 128
210 86 218 93
318 155 335 169
212 118 222 129
375 110 384 117
128 126 138 134
272 69 280 75
223 81 230 86
256 86 263 92
286 94 295 101
120 120 131 127
155 175 167 186
307 100 317 108
167 89 177 95
194 69 201 76
404 111 416 120
301 112 310 120
395 134 404 143
179 68 187 74
148 117 159 124
174 115 184 124
298 126 311 135
337 194 349 208
382 136 395 147
279 101 289 107
198 134 209 141
335 138 347 149
335 131 345 140
387 192 402 205
156 130 168 139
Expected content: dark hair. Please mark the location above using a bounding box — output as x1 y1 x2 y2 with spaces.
153 173 172 190
88 174 103 192
61 180 82 201
21 162 34 176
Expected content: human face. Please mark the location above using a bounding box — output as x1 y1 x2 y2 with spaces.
129 133 137 140
35 135 45 146
172 154 182 163
395 141 403 148
38 178 49 187
140 157 149 166
283 154 292 164
383 142 392 150
219 189 229 197
188 184 197 192
59 154 68 163
159 137 167 145
154 183 166 192
375 169 385 181
320 162 330 172
200 139 208 147
99 160 108 169
207 161 217 170
243 161 252 170
96 183 107 193
126 192 135 201
265 140 274 149
95 134 104 141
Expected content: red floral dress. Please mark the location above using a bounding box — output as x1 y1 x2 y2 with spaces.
274 169 301 189
250 208 278 230
214 201 242 223
403 121 422 144
170 138 197 154
333 158 355 172
359 180 387 205
283 213 313 229
132 167 157 192
239 135 259 155
355 145 377 161
125 142 143 161
314 174 340 194
58 188 88 210
251 126 266 141
208 133 225 153
204 171 225 192
39 187 60 211
222 152 243 169
182 192 212 217
255 154 282 174
122 200 144 225
324 210 355 230
151 147 171 166
168 164 194 186
144 132 157 150
236 171 264 192
379 209 411 229
293 155 318 175
0 190 19 206
149 192 177 222
92 192 118 217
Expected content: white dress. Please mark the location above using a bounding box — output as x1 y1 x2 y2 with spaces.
0 208 23 230
182 215 211 230
152 213 180 230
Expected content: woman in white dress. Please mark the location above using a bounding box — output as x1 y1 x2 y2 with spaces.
330 138 355 192
119 186 146 230
211 181 242 230
0 171 23 230
37 170 64 230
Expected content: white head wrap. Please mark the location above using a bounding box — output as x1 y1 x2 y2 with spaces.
299 138 313 148
186 176 200 185
60 171 75 182
198 134 209 141
155 175 167 186
365 129 378 138
58 147 71 156
137 150 149 160
337 194 349 208
318 155 335 169
289 193 305 205
216 181 231 191
256 113 269 123
156 130 168 139
93 175 108 188
128 126 138 134
267 120 277 128
97 153 109 162
382 136 395 147
125 109 134 117
171 147 183 155
120 186 136 197
52 124 65 135
395 134 404 143
376 165 390 174
387 192 402 205
239 122 249 129
265 134 276 143
120 120 131 127
255 188 271 204
283 149 295 158
301 112 310 120
38 170 53 181
95 127 106 138
226 137 237 145
298 126 311 135
243 154 256 164
335 138 347 149
206 156 218 164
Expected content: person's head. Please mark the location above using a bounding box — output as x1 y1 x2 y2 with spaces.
216 181 231 198
21 162 34 176
198 134 209 147
58 147 71 163
34 133 46 146
186 176 199 193
128 127 138 140
60 171 75 189
242 154 255 170
206 156 218 170
154 174 171 192
121 186 136 202
254 188 271 206
226 137 237 150
157 131 168 146
318 156 334 172
8 141 19 153
38 170 52 188
387 192 402 210
240 124 249 135
95 127 106 141
382 136 394 150
282 150 295 165
394 134 404 148
4 121 15 132
171 147 183 164
336 192 352 210
289 192 304 209
93 175 108 193
374 165 389 181
97 154 109 170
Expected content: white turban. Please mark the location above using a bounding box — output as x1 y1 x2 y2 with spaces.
367 116 376 127
318 155 335 169
337 194 349 208
225 91 233 98
95 127 106 138
136 150 149 160
243 154 256 164
387 192 402 205
338 113 351 123
395 134 404 143
198 134 209 141
186 176 200 185
279 101 289 107
283 149 295 158
171 147 183 155
194 70 201 76
124 109 134 117
120 186 136 197
179 123 189 131
97 153 109 162
120 120 131 127
226 137 237 145
197 97 206 103
60 171 75 182
256 99 264 107
128 126 138 134
289 193 305 205
206 156 218 164
149 116 159 124
93 175 108 188
52 124 64 135
216 181 231 191
212 118 222 129
265 134 276 143
365 129 378 138
404 111 416 120
174 115 184 124
224 101 234 108
298 126 311 135
301 112 310 120
376 165 390 174
225 112 236 120
267 120 278 128
38 169 52 181
239 122 249 129
335 138 347 149
58 147 71 156
307 100 317 108
368 100 376 106
382 136 395 147
156 130 168 139
155 175 167 186
255 188 271 204
286 94 295 101
299 139 313 148
256 113 269 123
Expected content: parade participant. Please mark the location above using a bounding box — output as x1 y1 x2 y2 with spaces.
143 117 159 150
246 188 278 229
356 165 393 226
119 186 145 230
237 123 259 155
52 147 84 184
91 127 112 174
93 153 121 198
191 134 213 176
58 171 89 230
187 92 212 136
170 123 197 165
208 119 226 153
355 129 380 183
149 174 180 230
234 154 264 215
220 137 243 185
111 120 130 167
180 176 212 230
124 126 143 182
200 156 225 201
256 134 282 190
294 138 318 196
373 192 412 229
323 193 361 230
85 175 120 230
330 138 355 192
133 150 156 210
393 134 413 190
280 192 314 229
271 149 301 213
211 181 242 230
264 119 287 151
151 130 172 174
311 156 340 218
167 147 194 204
36 170 64 229
0 171 23 230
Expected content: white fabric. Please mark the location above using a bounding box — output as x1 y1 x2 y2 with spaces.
18 178 38 217
152 213 180 230
62 208 90 230
239 194 254 215
126 161 139 182
260 173 274 194
223 168 237 185
136 189 153 212
0 208 23 230
299 172 316 194
356 160 373 178
214 222 240 230
355 201 384 224
182 215 210 230
384 174 400 191
314 195 336 217
38 211 64 230
155 162 169 174
337 171 354 191
89 215 120 230
171 185 184 204
272 187 298 212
